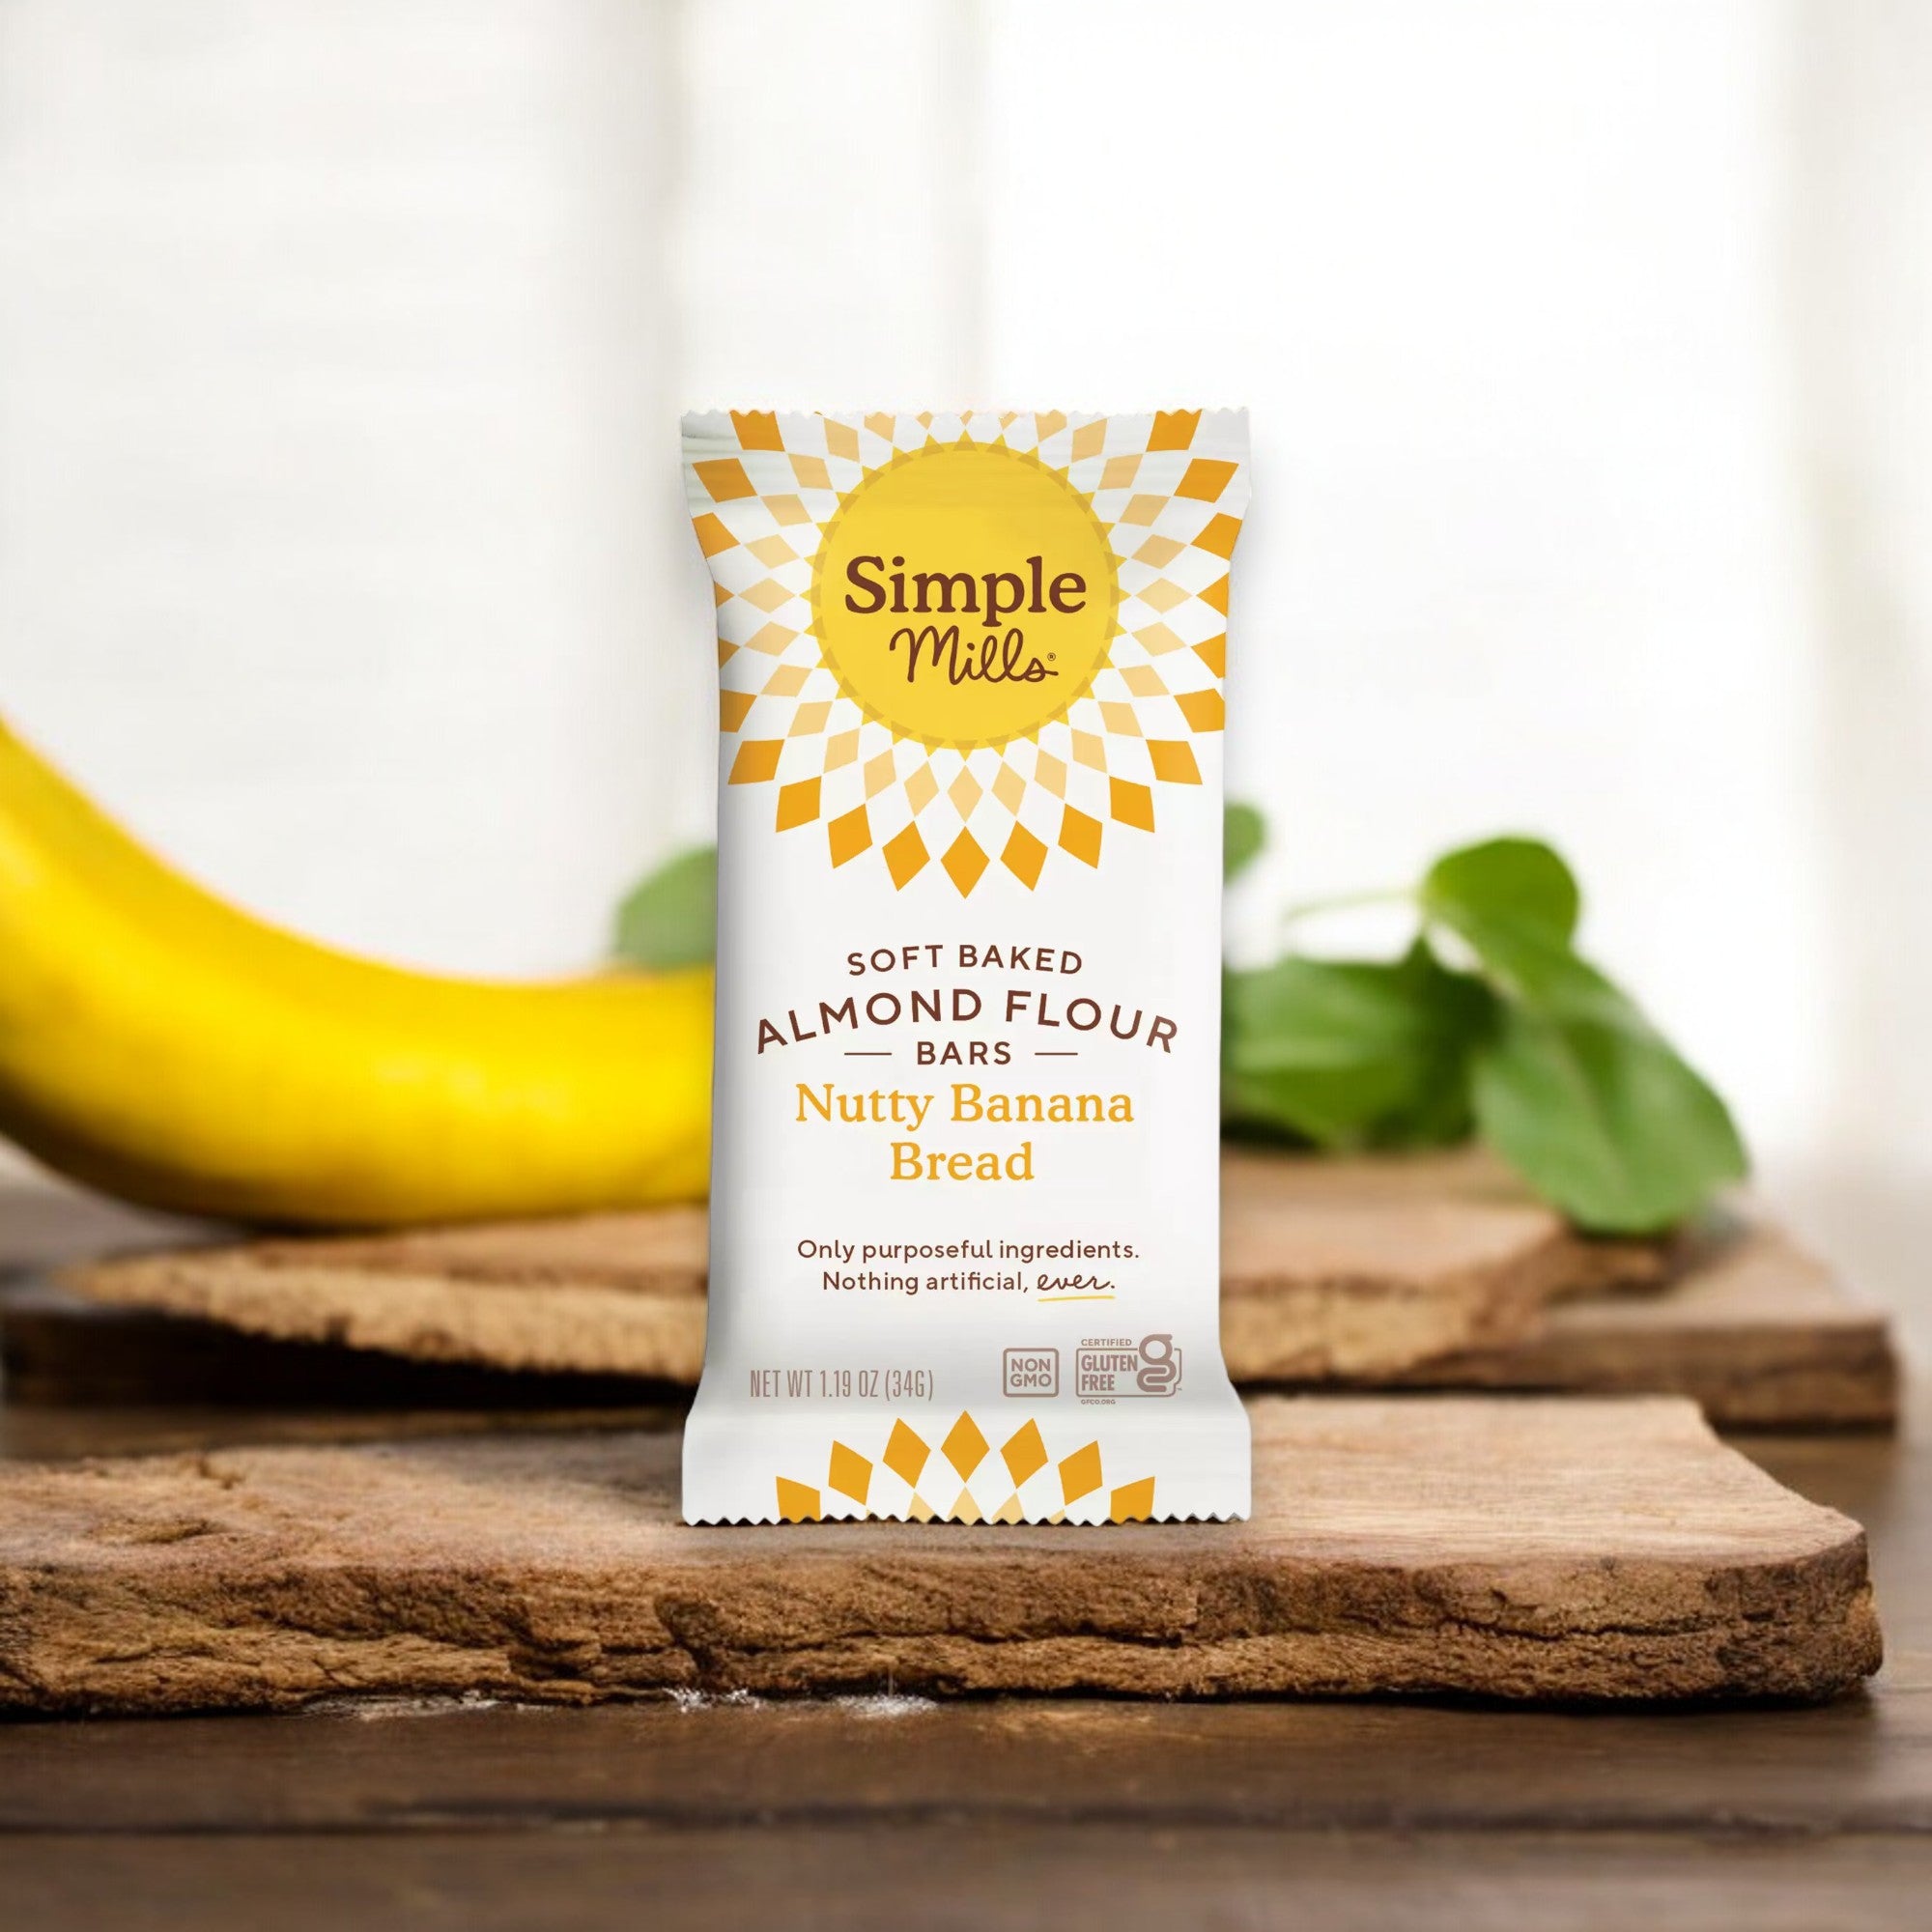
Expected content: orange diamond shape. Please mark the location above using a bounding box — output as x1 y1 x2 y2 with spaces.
1059 807 1102 868
693 512 736 558
776 778 820 831
883 1420 930 1488
1002 824 1047 889
728 410 783 451
1194 513 1241 558
828 1441 871 1505
1177 690 1225 733
695 457 754 502
942 1411 990 1480
1109 779 1154 833
1148 740 1201 784
1176 457 1236 501
941 831 988 896
883 823 929 888
775 1477 821 1521
1109 1477 1156 1522
728 740 782 785
827 805 871 868
1002 1419 1048 1488
1149 409 1202 451
1059 1441 1103 1505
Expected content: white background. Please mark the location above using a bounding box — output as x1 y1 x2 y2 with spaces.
3 1 1930 1224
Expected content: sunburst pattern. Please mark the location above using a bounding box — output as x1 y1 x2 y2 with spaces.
771 1408 1159 1525
686 409 1243 895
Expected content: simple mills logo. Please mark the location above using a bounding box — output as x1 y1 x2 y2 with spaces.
1075 1334 1183 1401
698 410 1240 898
811 441 1121 753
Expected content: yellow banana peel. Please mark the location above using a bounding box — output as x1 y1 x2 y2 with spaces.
0 717 712 1226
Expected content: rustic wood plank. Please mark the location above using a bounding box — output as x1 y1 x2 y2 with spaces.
0 1396 1879 1714
1391 1220 1900 1426
24 1211 1895 1432
0 1280 679 1409
56 1150 1668 1383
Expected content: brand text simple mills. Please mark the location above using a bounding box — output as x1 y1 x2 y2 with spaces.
843 554 1090 626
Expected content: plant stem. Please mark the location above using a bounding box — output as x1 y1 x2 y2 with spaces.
1276 887 1416 938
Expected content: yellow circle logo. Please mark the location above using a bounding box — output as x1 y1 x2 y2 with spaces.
810 442 1120 751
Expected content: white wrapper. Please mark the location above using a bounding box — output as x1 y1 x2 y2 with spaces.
681 409 1250 1524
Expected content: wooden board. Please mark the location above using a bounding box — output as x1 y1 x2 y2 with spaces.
38 1154 1896 1428
2 1224 1895 1429
1393 1220 1900 1426
57 1149 1668 1382
0 1395 1880 1713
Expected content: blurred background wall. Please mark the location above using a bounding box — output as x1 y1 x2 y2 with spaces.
2 0 1928 1211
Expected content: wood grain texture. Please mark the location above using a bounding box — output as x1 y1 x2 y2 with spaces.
7 1233 1897 1428
9 1831 1931 1932
59 1150 1667 1380
42 1157 1896 1427
0 1396 1879 1715
1394 1220 1900 1425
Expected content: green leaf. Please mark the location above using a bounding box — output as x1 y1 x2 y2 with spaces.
1450 919 1652 1037
1471 997 1748 1235
1225 801 1265 883
1419 840 1747 1230
1421 837 1581 952
1222 943 1492 1150
611 845 717 970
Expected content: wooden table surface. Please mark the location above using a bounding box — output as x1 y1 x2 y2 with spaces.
2 1179 1927 1930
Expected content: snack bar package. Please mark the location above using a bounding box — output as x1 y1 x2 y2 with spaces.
681 410 1251 1524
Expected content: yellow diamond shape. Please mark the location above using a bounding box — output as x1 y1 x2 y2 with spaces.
742 577 793 612
883 823 929 888
883 1419 930 1488
990 1492 1025 1525
942 1411 990 1480
775 1477 821 1521
948 768 983 818
941 831 988 896
907 1492 936 1521
1002 825 1047 890
949 1489 983 1524
1002 1419 1048 1489
1059 1441 1103 1505
1109 1477 1156 1523
828 1441 872 1505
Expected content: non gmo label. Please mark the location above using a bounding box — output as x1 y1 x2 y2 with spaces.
1003 1347 1060 1397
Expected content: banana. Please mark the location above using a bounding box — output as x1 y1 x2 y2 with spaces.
0 717 712 1226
